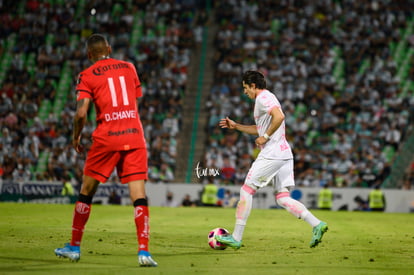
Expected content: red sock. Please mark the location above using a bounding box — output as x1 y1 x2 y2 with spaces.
134 205 149 251
70 201 91 246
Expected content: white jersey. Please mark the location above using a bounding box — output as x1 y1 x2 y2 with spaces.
254 89 293 160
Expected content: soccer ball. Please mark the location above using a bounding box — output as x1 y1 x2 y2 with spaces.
208 227 229 250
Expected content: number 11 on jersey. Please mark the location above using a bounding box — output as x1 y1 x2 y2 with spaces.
108 76 129 107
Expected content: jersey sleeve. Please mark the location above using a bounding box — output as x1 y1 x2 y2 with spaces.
260 93 281 114
75 73 93 101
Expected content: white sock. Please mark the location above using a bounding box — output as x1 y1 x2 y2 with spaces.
232 185 255 241
233 222 245 242
276 192 320 227
301 209 321 227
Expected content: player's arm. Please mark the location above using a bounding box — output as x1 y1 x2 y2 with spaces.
219 117 258 135
72 98 91 153
256 107 284 145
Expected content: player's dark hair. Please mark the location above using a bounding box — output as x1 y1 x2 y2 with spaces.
242 70 266 89
86 34 108 48
86 34 110 59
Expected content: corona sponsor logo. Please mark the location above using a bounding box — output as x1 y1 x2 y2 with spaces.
92 63 129 76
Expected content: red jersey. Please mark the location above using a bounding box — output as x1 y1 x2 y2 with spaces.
76 58 146 151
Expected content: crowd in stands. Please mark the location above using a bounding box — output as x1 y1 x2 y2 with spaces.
1 0 414 190
0 0 205 187
204 0 414 189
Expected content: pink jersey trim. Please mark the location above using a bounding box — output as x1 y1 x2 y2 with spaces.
275 192 290 200
242 184 257 195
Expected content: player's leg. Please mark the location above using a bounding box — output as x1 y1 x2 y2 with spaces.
275 189 321 225
216 157 274 249
128 180 157 267
276 191 328 247
120 149 157 267
233 184 256 242
71 175 100 245
215 184 256 249
55 150 116 261
274 159 328 247
128 180 149 251
55 175 99 261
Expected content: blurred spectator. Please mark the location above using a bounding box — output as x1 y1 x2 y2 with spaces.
353 195 369 211
222 189 238 208
181 193 195 207
162 110 179 137
368 185 386 212
317 184 333 210
159 163 175 183
220 154 236 185
201 181 218 206
12 164 31 183
108 191 121 205
162 191 179 207
61 176 75 197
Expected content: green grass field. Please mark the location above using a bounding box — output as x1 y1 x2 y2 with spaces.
0 203 413 275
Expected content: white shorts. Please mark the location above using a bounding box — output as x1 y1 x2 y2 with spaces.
244 157 295 192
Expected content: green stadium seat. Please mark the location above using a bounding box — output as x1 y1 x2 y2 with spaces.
38 99 52 121
358 58 370 75
35 150 50 175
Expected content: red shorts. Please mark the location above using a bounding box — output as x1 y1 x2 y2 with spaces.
84 147 148 184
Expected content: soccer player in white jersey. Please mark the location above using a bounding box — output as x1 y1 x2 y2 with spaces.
216 70 328 249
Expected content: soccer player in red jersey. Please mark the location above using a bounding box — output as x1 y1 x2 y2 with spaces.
55 34 157 267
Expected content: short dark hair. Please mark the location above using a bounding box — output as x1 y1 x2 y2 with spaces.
86 34 108 48
242 70 266 89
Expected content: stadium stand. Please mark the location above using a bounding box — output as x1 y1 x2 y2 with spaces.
0 0 202 186
203 0 414 188
1 0 413 191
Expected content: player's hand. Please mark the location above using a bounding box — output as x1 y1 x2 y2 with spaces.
72 136 84 153
219 117 237 130
255 136 268 146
